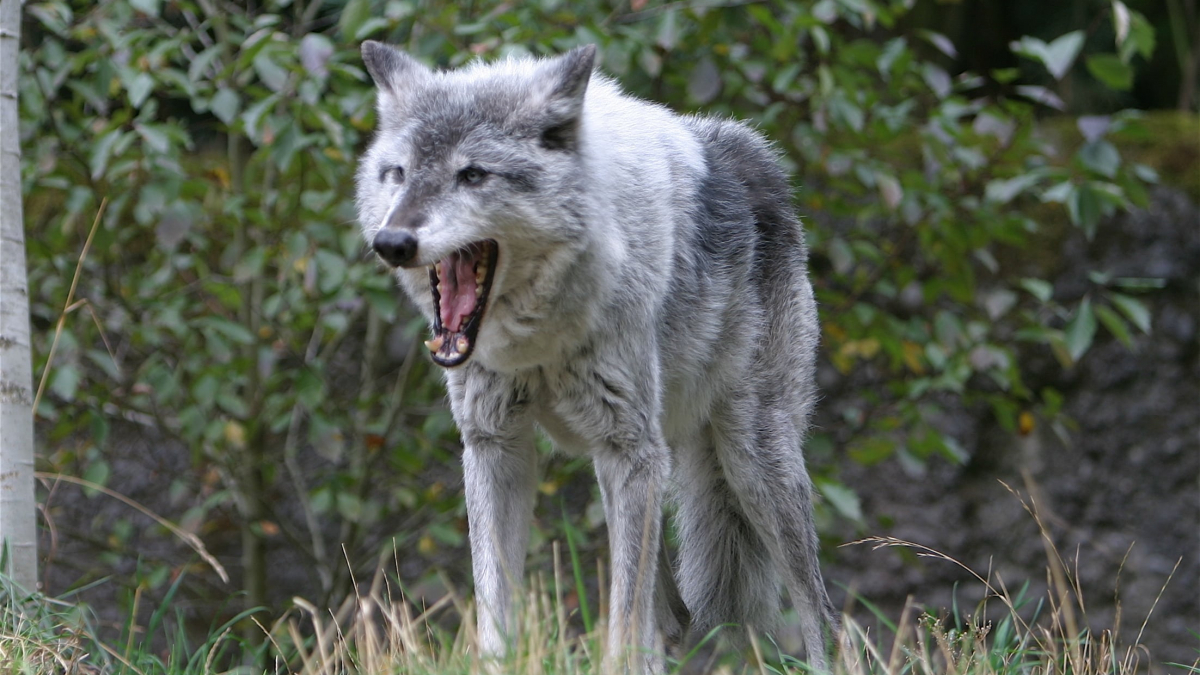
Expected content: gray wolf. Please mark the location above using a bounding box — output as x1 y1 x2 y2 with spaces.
356 41 839 672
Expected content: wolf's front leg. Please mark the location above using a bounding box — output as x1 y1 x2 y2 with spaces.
448 367 538 660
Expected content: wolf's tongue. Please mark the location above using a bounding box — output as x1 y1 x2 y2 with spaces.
439 250 479 333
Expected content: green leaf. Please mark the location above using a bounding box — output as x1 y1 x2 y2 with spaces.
1020 278 1053 302
877 173 903 210
337 493 364 522
82 460 111 498
810 26 830 55
89 129 124 181
134 123 171 154
1109 292 1151 333
1119 11 1156 62
299 33 334 78
876 37 906 77
1014 85 1066 111
297 369 325 408
934 310 963 347
353 18 391 41
1041 180 1074 203
1068 184 1102 239
919 30 958 58
129 0 160 16
315 249 347 295
192 374 219 409
1086 53 1133 90
338 0 371 41
991 67 1020 83
1039 30 1085 80
986 173 1040 204
811 0 837 24
1065 297 1097 362
817 480 863 522
188 45 224 83
922 63 951 99
1114 277 1166 291
126 72 155 109
828 95 864 132
1131 163 1159 183
1094 304 1134 347
210 88 240 125
656 8 679 50
241 93 281 144
1010 31 1084 80
207 317 256 345
218 393 249 417
50 365 81 402
688 57 721 104
1079 140 1120 178
253 51 289 93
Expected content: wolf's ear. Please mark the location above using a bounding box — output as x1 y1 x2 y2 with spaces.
532 44 596 150
362 40 431 101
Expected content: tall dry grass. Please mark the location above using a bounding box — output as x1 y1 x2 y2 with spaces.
3 480 1190 675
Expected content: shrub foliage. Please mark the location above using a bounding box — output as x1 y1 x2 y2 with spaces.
18 0 1159 627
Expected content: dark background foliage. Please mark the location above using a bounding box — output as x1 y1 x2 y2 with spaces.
15 0 1198 669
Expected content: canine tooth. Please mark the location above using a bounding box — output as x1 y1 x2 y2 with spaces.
475 267 486 284
475 283 483 297
455 336 469 354
425 336 444 352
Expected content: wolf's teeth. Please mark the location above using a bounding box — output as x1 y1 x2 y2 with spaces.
455 336 469 354
475 283 482 297
475 266 486 284
424 336 444 352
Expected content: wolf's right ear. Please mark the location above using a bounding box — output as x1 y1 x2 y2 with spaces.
362 41 431 102
538 44 596 108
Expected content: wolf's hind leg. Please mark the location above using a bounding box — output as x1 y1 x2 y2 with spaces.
655 516 690 654
594 444 670 674
713 402 839 672
673 439 781 646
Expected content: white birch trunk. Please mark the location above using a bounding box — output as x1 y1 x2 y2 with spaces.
0 0 38 593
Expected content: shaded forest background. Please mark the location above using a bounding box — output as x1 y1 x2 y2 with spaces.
13 0 1199 670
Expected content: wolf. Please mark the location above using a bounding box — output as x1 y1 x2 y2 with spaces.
356 41 840 672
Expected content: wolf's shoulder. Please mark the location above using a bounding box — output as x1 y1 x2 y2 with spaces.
577 77 707 177
582 75 680 129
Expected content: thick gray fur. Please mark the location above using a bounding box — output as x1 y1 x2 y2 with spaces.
356 41 840 673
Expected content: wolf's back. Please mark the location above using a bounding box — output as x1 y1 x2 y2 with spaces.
682 116 820 420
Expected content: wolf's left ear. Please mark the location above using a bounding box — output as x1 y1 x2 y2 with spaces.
362 40 431 102
533 44 596 149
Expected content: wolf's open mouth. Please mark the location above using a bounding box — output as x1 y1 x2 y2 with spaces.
426 240 498 367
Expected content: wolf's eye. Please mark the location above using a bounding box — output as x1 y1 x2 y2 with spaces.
380 166 404 184
457 166 488 186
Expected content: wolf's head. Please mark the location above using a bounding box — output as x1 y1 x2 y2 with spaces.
356 42 597 368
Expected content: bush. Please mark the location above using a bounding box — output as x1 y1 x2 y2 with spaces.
18 0 1160 637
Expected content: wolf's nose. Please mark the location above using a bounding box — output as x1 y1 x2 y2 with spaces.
373 228 418 268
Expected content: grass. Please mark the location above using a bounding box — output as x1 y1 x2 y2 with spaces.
2 487 1192 675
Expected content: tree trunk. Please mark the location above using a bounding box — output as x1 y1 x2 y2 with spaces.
0 0 39 593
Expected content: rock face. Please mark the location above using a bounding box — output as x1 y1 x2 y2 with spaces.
826 187 1199 671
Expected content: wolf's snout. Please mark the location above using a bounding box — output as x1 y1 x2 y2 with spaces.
373 228 418 268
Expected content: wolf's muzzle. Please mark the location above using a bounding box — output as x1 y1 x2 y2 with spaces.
373 228 418 268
